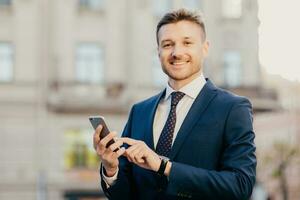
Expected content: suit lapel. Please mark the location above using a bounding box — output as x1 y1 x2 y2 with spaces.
143 89 166 150
169 79 218 160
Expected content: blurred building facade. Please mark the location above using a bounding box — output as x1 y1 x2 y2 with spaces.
0 0 275 199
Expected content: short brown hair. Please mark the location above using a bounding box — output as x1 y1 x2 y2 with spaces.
156 9 206 44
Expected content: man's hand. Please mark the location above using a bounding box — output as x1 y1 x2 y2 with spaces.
119 137 161 172
93 125 125 177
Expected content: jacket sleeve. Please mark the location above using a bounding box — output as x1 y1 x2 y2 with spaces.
100 106 136 200
166 98 256 200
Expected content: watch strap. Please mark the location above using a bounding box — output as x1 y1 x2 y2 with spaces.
157 157 168 176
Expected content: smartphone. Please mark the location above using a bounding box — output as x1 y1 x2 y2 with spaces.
89 116 115 148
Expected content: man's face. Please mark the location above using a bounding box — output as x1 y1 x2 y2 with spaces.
157 20 209 85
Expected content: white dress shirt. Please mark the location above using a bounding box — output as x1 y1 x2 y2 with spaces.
103 74 207 186
153 74 206 147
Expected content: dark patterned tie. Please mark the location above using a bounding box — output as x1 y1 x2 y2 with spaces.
156 91 185 157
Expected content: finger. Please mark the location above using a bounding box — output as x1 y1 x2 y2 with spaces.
125 143 140 155
125 145 142 163
116 147 126 157
136 150 145 163
93 125 102 148
97 142 113 156
125 151 133 163
124 145 138 163
99 131 117 149
95 124 103 135
119 137 139 146
109 139 123 152
131 146 145 163
111 147 126 160
101 149 115 161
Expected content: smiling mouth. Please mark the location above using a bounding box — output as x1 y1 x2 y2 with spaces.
170 61 189 66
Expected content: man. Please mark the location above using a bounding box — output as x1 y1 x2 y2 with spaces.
93 9 256 200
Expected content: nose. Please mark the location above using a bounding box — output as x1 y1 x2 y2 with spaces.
171 44 184 58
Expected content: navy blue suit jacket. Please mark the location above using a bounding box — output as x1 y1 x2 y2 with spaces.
101 79 256 200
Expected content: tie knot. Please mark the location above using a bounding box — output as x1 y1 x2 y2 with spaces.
171 91 185 106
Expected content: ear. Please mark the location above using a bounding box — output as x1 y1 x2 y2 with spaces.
202 40 210 57
157 45 161 57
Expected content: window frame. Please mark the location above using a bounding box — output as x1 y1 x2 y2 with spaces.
223 50 242 87
74 42 105 84
78 0 106 11
0 42 14 83
221 0 242 19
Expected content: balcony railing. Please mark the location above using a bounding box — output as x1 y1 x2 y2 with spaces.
47 81 130 114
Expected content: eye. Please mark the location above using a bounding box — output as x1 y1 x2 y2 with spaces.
184 41 192 46
162 43 172 48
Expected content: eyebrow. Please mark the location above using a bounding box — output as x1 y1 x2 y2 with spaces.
183 36 192 40
161 39 173 43
161 36 192 42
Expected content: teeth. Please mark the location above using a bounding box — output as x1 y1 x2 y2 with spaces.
172 61 186 65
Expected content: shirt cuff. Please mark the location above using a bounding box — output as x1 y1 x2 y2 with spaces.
102 166 119 187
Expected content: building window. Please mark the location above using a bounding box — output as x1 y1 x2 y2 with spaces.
0 42 13 82
152 54 168 87
182 0 201 10
222 0 242 19
79 0 105 11
75 43 104 84
152 0 172 17
64 129 99 170
0 0 11 6
223 50 241 87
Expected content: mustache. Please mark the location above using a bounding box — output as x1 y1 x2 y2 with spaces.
169 55 184 61
168 55 188 62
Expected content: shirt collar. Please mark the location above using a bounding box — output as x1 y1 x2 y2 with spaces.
164 73 206 101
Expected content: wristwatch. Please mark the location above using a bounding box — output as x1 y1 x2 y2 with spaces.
157 156 169 176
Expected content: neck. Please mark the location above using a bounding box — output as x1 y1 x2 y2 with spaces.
168 72 202 90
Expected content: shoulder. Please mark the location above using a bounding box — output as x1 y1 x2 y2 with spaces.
217 87 251 105
207 81 252 110
216 92 253 122
131 90 165 111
